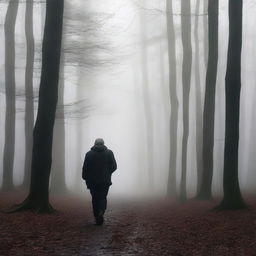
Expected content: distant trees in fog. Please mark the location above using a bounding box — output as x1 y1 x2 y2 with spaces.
166 0 178 198
164 0 246 208
139 0 155 188
179 0 192 202
23 0 35 189
12 0 64 212
3 0 19 191
193 0 203 196
0 0 248 211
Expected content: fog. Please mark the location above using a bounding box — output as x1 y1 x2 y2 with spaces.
0 0 256 199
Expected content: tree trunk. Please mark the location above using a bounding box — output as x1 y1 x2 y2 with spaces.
179 0 192 202
140 2 154 188
74 61 85 191
23 0 35 189
41 2 46 40
3 0 19 191
166 0 178 198
246 85 256 191
50 55 66 194
194 0 203 195
219 0 246 209
197 0 219 200
203 0 208 67
11 0 64 213
74 118 83 190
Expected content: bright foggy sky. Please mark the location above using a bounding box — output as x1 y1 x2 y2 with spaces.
0 0 256 198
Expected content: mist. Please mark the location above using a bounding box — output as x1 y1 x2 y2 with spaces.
0 0 256 200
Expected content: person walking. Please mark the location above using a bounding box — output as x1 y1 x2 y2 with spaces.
82 138 117 225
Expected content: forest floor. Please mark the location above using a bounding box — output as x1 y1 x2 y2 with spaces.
0 192 256 256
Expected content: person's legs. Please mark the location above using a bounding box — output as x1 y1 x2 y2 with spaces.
90 185 101 218
98 184 110 215
97 185 109 225
90 184 110 225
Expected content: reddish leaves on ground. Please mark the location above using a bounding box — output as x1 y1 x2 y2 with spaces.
0 192 256 255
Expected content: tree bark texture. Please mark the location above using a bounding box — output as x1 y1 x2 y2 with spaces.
3 0 19 190
12 0 64 213
166 0 178 198
23 0 35 189
203 0 208 67
219 0 246 209
180 0 192 202
140 2 154 188
51 56 66 193
197 0 219 200
194 0 203 195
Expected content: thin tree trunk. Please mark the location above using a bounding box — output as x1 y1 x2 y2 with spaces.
179 0 192 202
140 3 154 188
3 0 19 190
246 84 256 191
75 118 83 190
203 0 208 67
219 0 246 209
51 19 66 193
51 56 66 193
246 105 256 192
74 65 85 191
166 0 178 198
194 0 203 195
10 0 64 213
41 2 46 40
23 0 35 189
132 62 145 190
197 0 219 200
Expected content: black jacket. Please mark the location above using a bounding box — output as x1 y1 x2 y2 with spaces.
82 145 117 188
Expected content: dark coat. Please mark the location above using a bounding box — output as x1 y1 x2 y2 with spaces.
82 145 117 188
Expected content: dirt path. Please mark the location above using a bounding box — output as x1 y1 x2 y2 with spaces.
1 192 256 255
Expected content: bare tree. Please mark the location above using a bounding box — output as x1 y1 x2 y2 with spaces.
23 0 35 189
194 0 203 195
50 56 66 193
203 0 208 67
139 1 154 188
179 0 192 202
197 0 219 200
11 0 64 213
50 13 67 193
3 0 19 190
219 0 246 209
166 0 178 198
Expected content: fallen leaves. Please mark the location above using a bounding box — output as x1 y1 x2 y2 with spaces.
0 193 256 255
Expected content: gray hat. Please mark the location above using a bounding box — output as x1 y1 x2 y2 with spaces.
94 138 104 145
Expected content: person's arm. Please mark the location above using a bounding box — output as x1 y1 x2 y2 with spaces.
110 151 117 173
82 153 88 180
